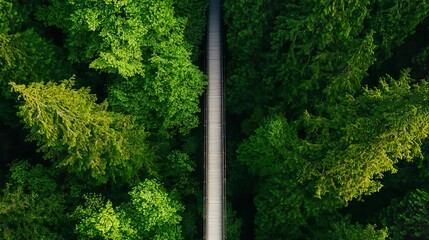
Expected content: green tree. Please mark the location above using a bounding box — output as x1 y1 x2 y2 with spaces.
237 116 339 239
223 0 277 118
224 0 429 129
11 79 150 184
380 189 429 239
107 56 205 136
237 71 429 238
0 161 70 239
225 1 429 237
72 179 184 239
302 70 429 202
0 0 70 126
173 0 208 61
0 0 70 89
226 203 243 240
371 0 429 62
154 150 201 239
308 215 388 240
224 0 378 120
37 0 206 136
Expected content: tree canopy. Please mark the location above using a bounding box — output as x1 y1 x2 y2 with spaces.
2 0 429 238
1 0 207 239
225 0 429 238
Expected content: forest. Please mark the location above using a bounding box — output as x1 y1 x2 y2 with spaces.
1 0 429 239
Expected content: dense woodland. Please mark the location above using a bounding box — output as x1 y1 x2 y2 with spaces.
2 0 429 239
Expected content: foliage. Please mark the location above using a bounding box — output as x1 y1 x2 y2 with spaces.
72 194 135 239
223 0 277 116
39 0 153 77
302 70 429 202
224 0 429 125
310 216 388 240
37 0 204 77
3 0 429 238
237 71 429 238
107 57 205 136
0 161 70 239
371 0 429 61
0 0 70 90
226 203 243 240
11 79 149 184
271 0 375 102
224 0 379 120
73 179 184 239
0 0 208 239
0 0 71 126
0 0 14 33
157 151 201 239
237 116 340 238
380 189 429 239
0 29 69 92
36 0 206 135
173 0 208 61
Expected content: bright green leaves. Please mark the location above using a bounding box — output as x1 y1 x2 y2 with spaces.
0 0 71 128
38 0 194 79
309 216 388 240
173 0 208 61
73 194 135 239
37 0 206 135
0 29 70 98
108 53 205 136
127 180 183 239
73 179 183 239
237 116 342 238
39 0 151 77
0 0 205 238
225 0 429 238
10 79 148 184
0 0 69 89
0 29 65 85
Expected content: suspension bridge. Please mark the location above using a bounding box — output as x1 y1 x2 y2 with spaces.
204 0 226 239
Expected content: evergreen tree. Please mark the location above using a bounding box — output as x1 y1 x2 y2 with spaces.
380 189 429 239
237 71 429 238
11 79 150 184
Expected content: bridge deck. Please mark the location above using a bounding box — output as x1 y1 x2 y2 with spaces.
204 0 225 239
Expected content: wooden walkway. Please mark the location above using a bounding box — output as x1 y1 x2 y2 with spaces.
204 0 226 239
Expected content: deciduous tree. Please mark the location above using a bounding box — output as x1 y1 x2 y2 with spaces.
72 179 184 239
